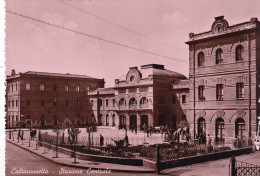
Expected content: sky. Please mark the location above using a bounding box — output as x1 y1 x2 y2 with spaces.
4 0 260 87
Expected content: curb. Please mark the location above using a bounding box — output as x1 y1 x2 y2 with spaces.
7 140 155 173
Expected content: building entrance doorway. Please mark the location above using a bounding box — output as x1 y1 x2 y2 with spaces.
119 115 126 129
141 115 148 130
130 115 137 130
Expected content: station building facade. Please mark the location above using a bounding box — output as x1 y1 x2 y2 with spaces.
186 16 260 141
88 64 188 130
6 70 104 128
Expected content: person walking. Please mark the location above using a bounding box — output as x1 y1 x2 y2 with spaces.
125 134 129 146
135 127 137 135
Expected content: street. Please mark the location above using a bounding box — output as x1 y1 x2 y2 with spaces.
162 151 260 176
5 142 165 176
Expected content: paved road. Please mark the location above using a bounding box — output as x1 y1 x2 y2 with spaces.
162 151 260 176
6 142 165 176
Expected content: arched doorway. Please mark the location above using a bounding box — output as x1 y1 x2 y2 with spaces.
106 114 109 126
141 115 148 130
119 115 126 129
40 115 45 127
215 118 225 143
130 115 137 129
198 117 206 136
235 118 245 138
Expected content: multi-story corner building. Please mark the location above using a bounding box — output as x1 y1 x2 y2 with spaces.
88 64 187 130
185 16 260 142
6 69 104 128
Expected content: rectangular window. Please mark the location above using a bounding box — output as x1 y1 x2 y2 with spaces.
65 100 69 106
198 85 205 101
40 84 44 91
172 96 176 104
12 84 13 91
76 86 80 92
16 83 17 91
77 100 80 107
106 99 108 106
12 100 14 107
8 85 11 92
216 84 223 100
41 100 44 106
65 86 69 92
27 100 30 106
16 100 18 107
113 99 115 106
236 83 244 99
26 83 30 90
182 95 186 104
53 99 57 106
8 100 10 107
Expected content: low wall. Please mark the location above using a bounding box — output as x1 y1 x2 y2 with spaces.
39 142 143 166
159 147 253 170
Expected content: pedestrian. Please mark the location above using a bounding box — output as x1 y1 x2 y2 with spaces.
149 126 152 136
17 129 21 141
100 134 104 147
135 127 137 135
208 134 212 146
131 125 134 133
147 127 149 137
125 134 129 146
30 130 33 141
21 130 24 140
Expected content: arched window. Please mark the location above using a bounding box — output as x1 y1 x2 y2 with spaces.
235 118 245 138
106 114 109 126
198 52 204 67
215 118 225 143
129 98 137 107
119 98 126 106
198 117 206 136
98 98 102 107
216 49 223 64
236 45 244 61
140 97 148 107
112 114 115 127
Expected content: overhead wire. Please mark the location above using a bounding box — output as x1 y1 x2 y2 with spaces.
6 10 188 63
60 1 186 52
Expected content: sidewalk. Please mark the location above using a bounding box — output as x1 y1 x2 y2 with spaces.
6 138 155 173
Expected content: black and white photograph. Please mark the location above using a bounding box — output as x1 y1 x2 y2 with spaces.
2 0 260 175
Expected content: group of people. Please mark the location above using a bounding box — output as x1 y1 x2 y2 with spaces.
100 134 129 147
68 126 81 144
